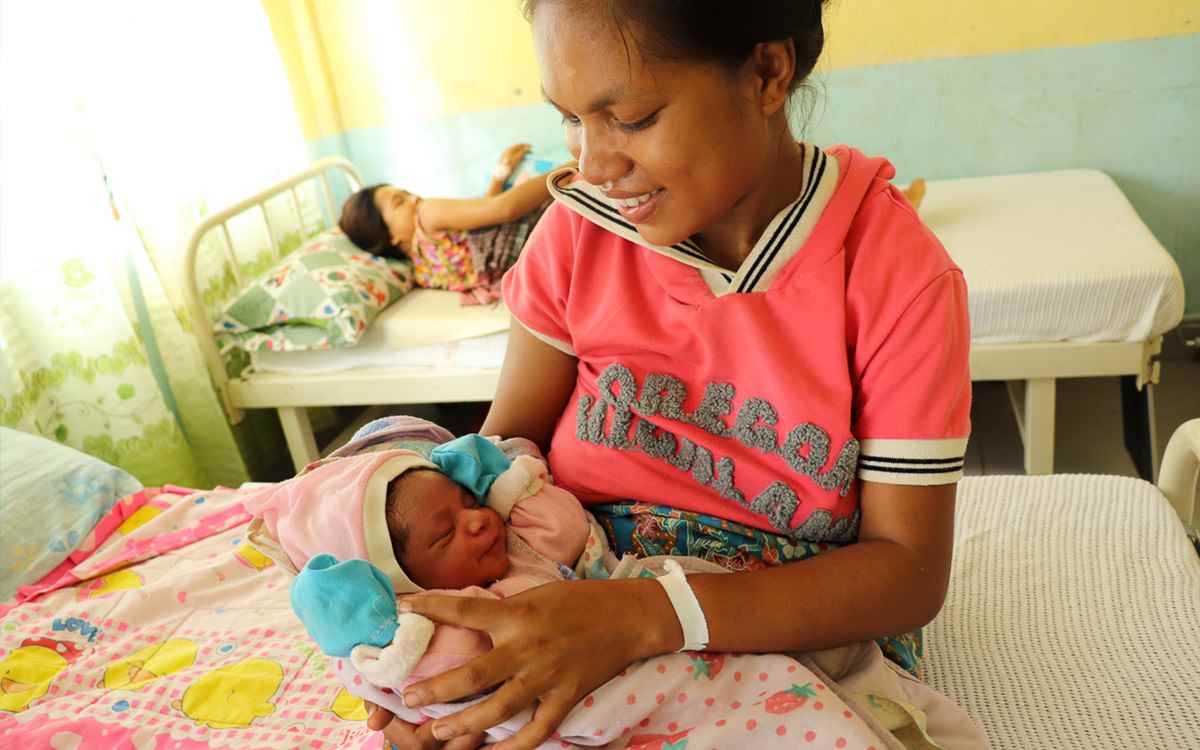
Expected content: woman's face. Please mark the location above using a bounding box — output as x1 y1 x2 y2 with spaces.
374 186 419 249
532 2 772 248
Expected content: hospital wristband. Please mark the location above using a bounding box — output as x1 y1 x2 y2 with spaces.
654 559 709 652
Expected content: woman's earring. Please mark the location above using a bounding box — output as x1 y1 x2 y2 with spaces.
601 181 614 193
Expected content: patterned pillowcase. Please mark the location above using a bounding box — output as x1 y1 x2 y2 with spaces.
0 427 144 602
215 232 414 353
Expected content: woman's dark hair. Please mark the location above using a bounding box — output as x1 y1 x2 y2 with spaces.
338 185 394 257
520 0 830 92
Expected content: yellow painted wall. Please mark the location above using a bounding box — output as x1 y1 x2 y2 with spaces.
823 0 1198 69
264 0 540 139
264 0 1200 137
262 0 346 139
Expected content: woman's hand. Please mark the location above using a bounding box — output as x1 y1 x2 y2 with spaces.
399 578 679 750
498 143 532 172
364 701 484 750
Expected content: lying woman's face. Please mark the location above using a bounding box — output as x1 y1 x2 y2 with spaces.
374 186 419 249
532 1 772 248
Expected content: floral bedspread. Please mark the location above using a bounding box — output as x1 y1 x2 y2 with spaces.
0 486 383 749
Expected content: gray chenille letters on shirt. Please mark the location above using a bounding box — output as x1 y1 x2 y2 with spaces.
576 363 860 543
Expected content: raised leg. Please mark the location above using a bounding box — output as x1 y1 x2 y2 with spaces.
278 406 319 472
1120 375 1157 482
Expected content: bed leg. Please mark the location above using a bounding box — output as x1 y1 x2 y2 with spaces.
1017 378 1056 475
1120 375 1157 482
278 407 319 473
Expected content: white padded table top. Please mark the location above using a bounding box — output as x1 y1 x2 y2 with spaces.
923 170 1185 343
926 474 1200 748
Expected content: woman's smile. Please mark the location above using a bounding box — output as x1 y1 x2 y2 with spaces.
614 187 666 223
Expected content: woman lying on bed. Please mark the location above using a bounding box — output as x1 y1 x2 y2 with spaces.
339 144 575 304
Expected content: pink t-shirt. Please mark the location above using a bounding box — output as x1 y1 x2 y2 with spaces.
502 145 971 543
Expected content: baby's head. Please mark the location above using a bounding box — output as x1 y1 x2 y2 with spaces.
339 185 419 258
385 468 509 590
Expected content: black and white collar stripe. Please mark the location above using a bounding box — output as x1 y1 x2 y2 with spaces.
546 143 838 295
734 146 828 293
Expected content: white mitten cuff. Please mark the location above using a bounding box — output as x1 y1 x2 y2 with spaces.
349 612 436 684
485 454 545 520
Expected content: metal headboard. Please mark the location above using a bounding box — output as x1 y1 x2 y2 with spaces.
182 157 363 423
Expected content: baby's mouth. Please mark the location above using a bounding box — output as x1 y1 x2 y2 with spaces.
481 532 504 561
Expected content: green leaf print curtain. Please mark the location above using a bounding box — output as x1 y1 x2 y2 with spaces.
0 2 311 488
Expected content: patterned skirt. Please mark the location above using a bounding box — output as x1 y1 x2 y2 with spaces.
591 501 924 677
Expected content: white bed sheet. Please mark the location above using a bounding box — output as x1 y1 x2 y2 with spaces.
926 474 1200 748
923 170 1185 344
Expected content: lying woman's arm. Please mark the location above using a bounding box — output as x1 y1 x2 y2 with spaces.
418 161 576 234
378 331 956 750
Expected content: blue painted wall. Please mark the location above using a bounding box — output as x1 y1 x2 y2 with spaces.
314 33 1199 317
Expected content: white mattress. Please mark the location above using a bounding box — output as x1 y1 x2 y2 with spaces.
251 289 509 374
373 288 510 348
924 170 1185 344
926 474 1200 749
252 331 507 374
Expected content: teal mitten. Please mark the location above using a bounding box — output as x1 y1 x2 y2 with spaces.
430 434 512 500
291 554 397 657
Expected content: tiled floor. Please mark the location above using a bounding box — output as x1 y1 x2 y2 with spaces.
965 352 1200 478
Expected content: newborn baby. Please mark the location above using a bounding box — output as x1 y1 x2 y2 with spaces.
244 434 590 695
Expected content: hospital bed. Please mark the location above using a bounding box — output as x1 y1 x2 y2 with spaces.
925 418 1200 747
184 159 1185 475
923 171 1184 481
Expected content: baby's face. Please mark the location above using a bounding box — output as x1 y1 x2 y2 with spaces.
392 470 509 590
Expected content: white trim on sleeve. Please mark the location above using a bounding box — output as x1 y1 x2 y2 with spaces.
513 316 576 357
857 437 969 486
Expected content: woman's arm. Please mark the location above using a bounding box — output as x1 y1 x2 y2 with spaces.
397 480 956 750
480 320 578 453
485 144 532 197
419 161 575 234
688 480 955 651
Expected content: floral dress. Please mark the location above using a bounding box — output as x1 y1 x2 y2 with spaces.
409 202 547 305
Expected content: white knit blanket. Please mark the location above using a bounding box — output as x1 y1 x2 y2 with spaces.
927 475 1200 748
